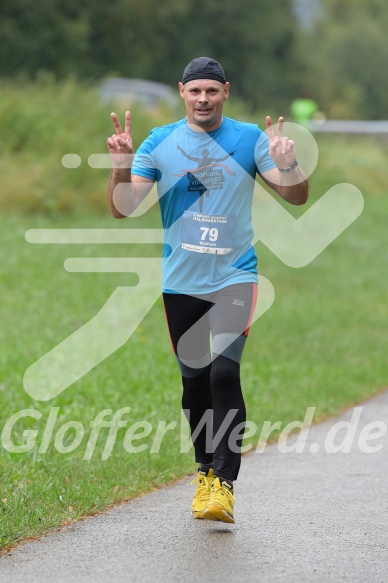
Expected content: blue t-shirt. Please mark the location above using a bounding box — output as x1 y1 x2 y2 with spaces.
132 116 275 294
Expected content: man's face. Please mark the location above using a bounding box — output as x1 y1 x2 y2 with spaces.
179 79 230 131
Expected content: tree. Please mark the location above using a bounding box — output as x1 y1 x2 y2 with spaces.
0 0 90 78
0 0 301 112
296 0 388 118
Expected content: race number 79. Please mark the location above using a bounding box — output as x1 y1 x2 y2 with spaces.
200 227 219 242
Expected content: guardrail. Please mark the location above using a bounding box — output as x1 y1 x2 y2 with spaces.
311 120 388 134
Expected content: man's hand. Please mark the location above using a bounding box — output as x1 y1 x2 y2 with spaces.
107 111 133 168
266 115 296 170
261 115 308 205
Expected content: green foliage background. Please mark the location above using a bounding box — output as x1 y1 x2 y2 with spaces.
0 77 169 215
1 0 388 118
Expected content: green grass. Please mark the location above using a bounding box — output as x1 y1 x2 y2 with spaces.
1 93 388 550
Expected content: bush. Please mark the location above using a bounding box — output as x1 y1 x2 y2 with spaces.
0 76 178 215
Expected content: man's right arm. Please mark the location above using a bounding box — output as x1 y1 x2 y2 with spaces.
106 111 155 218
107 168 154 218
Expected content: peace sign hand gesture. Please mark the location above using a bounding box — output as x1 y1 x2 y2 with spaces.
266 115 296 170
107 111 133 168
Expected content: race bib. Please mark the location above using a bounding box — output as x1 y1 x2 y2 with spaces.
181 211 236 254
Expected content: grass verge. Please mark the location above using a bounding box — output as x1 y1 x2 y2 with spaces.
0 131 387 550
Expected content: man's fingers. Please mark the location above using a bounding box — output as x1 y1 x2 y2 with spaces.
107 135 122 150
124 111 131 135
277 116 284 139
266 115 286 142
269 138 279 153
115 135 133 151
111 112 123 135
265 115 274 139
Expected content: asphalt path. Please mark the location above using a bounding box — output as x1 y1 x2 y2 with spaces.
1 391 388 583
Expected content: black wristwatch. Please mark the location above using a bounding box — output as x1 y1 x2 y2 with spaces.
277 159 299 173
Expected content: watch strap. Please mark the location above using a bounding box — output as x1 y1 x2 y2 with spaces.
277 159 299 173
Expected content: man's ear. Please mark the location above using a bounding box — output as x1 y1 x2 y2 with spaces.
178 82 185 99
224 81 231 100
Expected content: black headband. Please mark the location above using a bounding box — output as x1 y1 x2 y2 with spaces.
182 57 226 85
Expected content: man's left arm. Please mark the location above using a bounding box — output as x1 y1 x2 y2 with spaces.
260 115 309 206
260 165 309 206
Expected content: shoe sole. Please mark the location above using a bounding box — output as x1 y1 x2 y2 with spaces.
191 510 204 519
202 504 235 524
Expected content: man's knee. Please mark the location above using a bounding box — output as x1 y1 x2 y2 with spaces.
175 354 211 378
212 333 247 364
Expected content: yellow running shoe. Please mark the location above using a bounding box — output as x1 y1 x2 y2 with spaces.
202 477 235 523
190 469 214 519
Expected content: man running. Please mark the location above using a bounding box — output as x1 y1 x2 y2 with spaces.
107 57 308 523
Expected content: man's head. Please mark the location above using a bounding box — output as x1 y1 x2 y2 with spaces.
179 57 230 132
182 57 226 85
